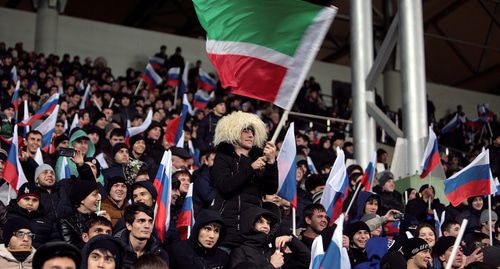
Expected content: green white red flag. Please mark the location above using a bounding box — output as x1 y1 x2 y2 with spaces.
192 0 337 110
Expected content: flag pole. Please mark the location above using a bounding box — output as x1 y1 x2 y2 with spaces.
7 184 11 201
109 98 115 108
292 207 296 236
173 85 179 110
271 110 289 143
345 183 362 216
488 194 493 246
404 189 408 205
134 79 144 96
187 225 191 239
445 219 468 269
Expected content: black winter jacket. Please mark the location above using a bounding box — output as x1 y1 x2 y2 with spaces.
58 211 96 249
168 210 229 269
6 201 52 248
210 143 278 248
115 229 169 269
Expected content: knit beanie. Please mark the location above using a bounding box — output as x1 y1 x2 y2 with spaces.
111 143 128 158
128 135 145 148
70 180 99 207
106 176 127 193
402 238 430 260
377 171 394 187
33 242 81 269
54 134 69 148
348 221 371 241
83 235 125 269
480 210 498 224
132 181 158 201
34 164 54 181
3 217 31 245
432 236 456 258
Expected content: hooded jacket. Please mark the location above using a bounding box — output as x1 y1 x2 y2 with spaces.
168 210 229 269
6 200 52 248
351 192 381 223
456 196 484 234
211 142 278 248
55 129 96 180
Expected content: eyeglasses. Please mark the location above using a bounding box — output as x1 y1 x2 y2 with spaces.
14 231 34 239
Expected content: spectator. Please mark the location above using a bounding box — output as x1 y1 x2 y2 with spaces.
115 203 169 269
168 210 229 269
131 254 169 269
197 97 226 152
19 130 51 181
6 182 52 248
81 235 125 269
348 221 371 266
0 217 36 268
433 236 466 269
373 171 404 215
210 111 278 248
416 223 437 249
192 149 216 215
402 238 431 269
299 204 327 249
101 176 128 227
170 147 191 172
479 210 497 241
81 216 113 244
32 242 81 269
441 220 461 237
457 196 485 234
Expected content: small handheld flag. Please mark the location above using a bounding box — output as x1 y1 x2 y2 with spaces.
153 150 173 242
276 122 297 208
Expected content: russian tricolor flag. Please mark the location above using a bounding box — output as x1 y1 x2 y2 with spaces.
153 150 173 242
166 67 181 87
307 156 318 174
320 148 349 226
277 122 297 208
177 182 195 240
34 105 59 152
309 235 324 269
58 156 72 180
79 84 91 110
2 125 28 192
444 149 491 206
420 127 441 179
18 93 59 127
320 214 350 269
10 66 18 82
193 89 213 109
441 113 465 134
164 94 189 145
149 56 165 69
142 63 163 90
197 69 217 92
11 81 21 113
360 151 376 192
126 109 153 137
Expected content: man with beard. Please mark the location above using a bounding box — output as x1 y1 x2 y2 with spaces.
101 176 128 227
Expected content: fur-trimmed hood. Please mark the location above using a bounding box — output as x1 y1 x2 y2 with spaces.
213 111 267 148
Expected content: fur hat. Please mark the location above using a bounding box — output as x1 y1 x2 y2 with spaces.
213 111 267 148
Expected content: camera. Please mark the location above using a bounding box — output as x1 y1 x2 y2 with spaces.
392 212 405 220
58 147 76 157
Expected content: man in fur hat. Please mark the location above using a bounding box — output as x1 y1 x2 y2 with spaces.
210 111 278 249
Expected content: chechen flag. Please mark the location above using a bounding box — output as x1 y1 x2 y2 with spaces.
193 0 337 110
444 149 491 206
320 147 349 226
420 127 441 179
18 93 59 127
177 182 195 240
359 151 376 192
153 150 173 242
2 125 28 192
166 67 181 87
142 63 163 90
34 105 59 152
320 214 350 269
277 122 297 208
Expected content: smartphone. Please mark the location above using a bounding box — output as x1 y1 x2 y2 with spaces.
58 147 76 157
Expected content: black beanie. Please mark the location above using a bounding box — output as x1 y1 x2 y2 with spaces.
83 235 125 269
17 182 41 201
129 135 145 148
433 236 456 258
111 143 129 158
132 181 158 201
106 176 126 193
54 134 69 148
348 221 371 241
70 180 100 207
402 238 430 260
3 217 31 245
33 242 81 269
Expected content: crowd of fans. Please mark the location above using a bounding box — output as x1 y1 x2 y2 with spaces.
0 41 499 269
